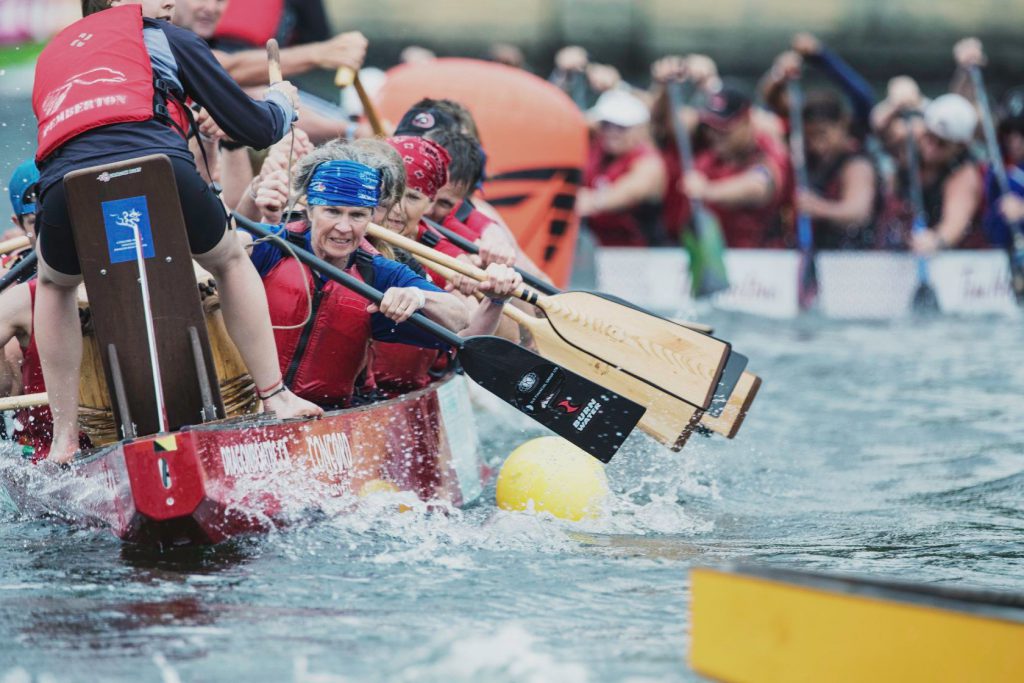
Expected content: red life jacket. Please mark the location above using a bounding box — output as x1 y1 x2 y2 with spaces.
263 233 375 407
214 0 284 48
33 5 189 162
368 342 440 397
445 200 493 241
464 204 495 238
584 143 662 246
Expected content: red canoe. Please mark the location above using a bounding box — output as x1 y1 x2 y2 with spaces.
0 375 485 548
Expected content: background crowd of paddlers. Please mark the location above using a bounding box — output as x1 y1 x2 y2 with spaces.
540 37 1021 255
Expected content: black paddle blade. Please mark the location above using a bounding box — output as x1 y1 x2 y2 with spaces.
912 283 940 313
458 336 645 463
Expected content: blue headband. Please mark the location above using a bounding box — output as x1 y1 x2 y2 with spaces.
306 160 381 208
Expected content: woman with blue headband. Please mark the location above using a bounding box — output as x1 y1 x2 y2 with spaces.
241 139 469 408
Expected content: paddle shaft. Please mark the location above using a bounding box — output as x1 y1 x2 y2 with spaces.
902 113 936 289
966 66 1024 255
421 217 714 334
266 39 282 83
0 235 30 256
786 79 813 252
336 68 385 136
241 220 464 348
0 391 48 412
0 251 37 294
368 223 543 304
666 81 713 230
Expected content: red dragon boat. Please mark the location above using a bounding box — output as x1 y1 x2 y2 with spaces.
0 374 485 548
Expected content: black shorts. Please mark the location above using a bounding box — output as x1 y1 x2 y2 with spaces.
38 156 227 276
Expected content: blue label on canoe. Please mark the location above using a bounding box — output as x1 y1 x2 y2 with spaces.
102 195 155 264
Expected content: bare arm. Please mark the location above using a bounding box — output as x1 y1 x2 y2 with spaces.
604 154 667 209
212 31 367 87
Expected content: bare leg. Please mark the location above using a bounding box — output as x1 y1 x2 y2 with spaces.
35 254 84 464
195 232 322 419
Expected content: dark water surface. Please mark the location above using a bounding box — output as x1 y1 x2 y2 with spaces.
2 312 1022 682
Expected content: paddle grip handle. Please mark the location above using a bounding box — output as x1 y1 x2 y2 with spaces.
366 223 540 304
266 39 282 83
0 391 49 412
423 218 559 295
235 215 465 349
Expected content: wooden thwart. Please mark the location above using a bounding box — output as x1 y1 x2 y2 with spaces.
63 154 224 438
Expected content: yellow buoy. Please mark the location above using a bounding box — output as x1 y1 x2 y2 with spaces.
495 436 609 521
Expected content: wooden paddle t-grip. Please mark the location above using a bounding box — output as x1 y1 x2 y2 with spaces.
335 66 355 88
266 39 282 83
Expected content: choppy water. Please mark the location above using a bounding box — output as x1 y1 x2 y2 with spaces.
2 312 1022 682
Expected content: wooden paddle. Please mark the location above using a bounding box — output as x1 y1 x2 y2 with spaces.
366 223 736 411
417 256 760 442
969 65 1024 304
786 77 818 310
666 80 729 297
335 67 385 136
238 216 645 463
421 218 714 334
0 236 30 256
901 113 940 312
422 258 700 449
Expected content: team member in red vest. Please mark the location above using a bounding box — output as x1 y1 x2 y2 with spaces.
370 136 521 397
244 139 470 408
577 89 668 246
0 281 91 460
681 88 793 248
32 1 319 464
394 100 519 266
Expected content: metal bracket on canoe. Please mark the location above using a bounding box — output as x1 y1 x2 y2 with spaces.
107 344 136 440
189 326 218 423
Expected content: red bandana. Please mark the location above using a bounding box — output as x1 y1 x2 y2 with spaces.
386 135 451 200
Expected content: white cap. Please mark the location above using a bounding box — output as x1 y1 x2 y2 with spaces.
587 89 650 128
924 94 978 144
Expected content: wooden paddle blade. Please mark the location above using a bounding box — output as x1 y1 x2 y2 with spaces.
540 290 731 410
698 372 761 439
521 312 701 450
458 335 645 462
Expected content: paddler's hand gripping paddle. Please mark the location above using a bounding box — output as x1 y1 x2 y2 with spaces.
236 214 645 463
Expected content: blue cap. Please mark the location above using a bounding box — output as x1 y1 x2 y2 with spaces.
8 159 39 217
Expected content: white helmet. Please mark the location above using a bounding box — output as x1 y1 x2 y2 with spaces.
924 94 978 144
